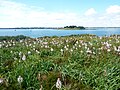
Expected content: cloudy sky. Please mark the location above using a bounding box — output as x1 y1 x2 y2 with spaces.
0 0 120 28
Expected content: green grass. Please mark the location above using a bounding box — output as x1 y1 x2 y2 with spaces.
0 34 120 90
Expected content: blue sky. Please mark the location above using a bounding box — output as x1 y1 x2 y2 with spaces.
12 0 120 13
0 0 120 27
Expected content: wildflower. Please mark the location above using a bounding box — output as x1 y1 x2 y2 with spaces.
86 48 92 54
70 49 73 52
0 44 2 48
19 52 22 56
64 46 67 49
28 51 31 55
17 76 23 84
107 49 111 52
99 37 102 39
56 78 62 89
20 40 23 43
34 42 36 45
65 48 68 51
79 45 81 48
33 48 35 51
37 73 41 81
76 41 78 44
9 44 12 46
0 78 4 84
6 45 8 47
33 45 35 48
36 50 40 54
10 51 13 53
22 55 26 60
67 44 69 47
13 43 15 46
51 48 54 51
75 44 77 46
81 50 83 53
85 46 87 49
60 49 63 52
14 57 17 60
93 52 95 54
45 45 48 48
29 44 32 46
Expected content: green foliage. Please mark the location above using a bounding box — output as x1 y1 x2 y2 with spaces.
0 34 120 90
64 25 85 29
0 35 30 41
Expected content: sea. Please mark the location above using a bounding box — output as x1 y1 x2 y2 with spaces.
0 28 120 38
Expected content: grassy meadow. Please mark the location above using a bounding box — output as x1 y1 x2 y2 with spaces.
0 34 120 90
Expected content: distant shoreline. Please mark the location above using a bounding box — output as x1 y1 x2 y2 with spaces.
0 27 120 29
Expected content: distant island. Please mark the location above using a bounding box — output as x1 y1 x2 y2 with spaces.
59 25 85 30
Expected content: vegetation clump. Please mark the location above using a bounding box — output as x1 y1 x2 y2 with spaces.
0 35 30 41
63 25 85 30
0 34 120 90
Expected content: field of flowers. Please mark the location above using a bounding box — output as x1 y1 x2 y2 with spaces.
0 34 120 90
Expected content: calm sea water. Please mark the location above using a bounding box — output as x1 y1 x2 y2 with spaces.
0 28 120 38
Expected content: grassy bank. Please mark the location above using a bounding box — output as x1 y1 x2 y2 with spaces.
0 34 120 90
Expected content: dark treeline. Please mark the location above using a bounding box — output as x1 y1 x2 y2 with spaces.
0 35 30 41
64 25 85 29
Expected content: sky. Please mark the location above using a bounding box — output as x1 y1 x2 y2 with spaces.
0 0 120 28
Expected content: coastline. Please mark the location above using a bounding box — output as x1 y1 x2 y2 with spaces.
0 27 120 30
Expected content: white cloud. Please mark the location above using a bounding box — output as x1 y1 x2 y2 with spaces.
0 0 120 27
106 5 120 14
84 8 97 16
0 0 79 27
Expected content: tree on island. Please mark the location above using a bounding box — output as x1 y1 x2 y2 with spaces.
64 25 85 29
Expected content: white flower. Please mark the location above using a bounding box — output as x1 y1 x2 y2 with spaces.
81 50 83 53
28 51 31 55
0 78 4 84
70 49 73 52
99 37 102 39
17 76 23 84
19 52 22 56
107 49 111 52
14 57 17 60
60 49 63 52
64 46 67 49
29 44 32 46
22 55 26 60
0 44 2 48
45 45 48 48
6 45 8 47
86 49 92 54
36 50 40 54
51 48 54 51
56 78 62 89
65 48 68 51
67 45 69 47
93 52 96 54
76 41 78 44
20 40 23 43
79 45 81 47
10 51 13 53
